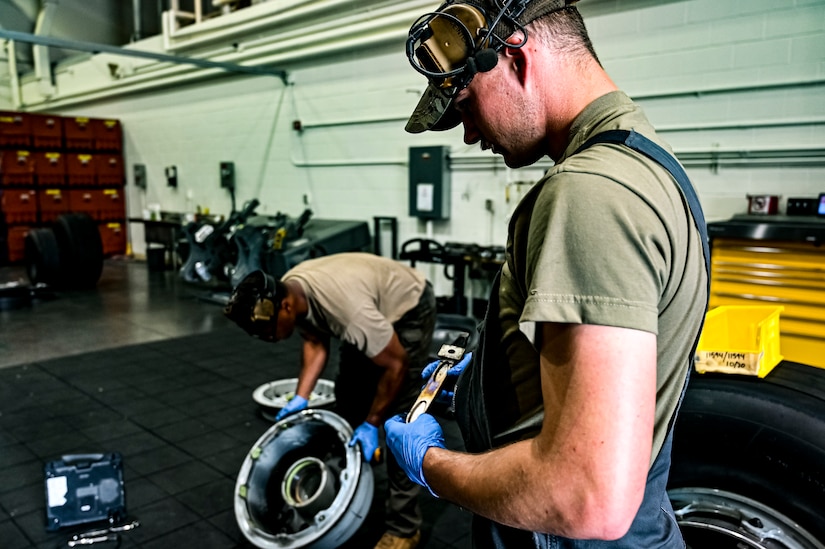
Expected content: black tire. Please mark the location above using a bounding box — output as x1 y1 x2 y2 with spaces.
25 227 61 286
669 362 825 548
53 213 104 289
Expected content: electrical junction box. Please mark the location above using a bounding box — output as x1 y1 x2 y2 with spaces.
133 164 146 189
409 146 450 220
220 161 235 190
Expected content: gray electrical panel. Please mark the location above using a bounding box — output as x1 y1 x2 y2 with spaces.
408 146 450 220
220 161 235 190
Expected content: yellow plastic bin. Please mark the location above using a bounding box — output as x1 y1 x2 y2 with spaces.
695 305 784 378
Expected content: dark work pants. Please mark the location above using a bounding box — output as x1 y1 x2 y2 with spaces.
334 282 436 537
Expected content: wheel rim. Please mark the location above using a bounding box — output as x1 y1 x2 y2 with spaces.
669 488 825 549
252 378 336 422
234 409 373 549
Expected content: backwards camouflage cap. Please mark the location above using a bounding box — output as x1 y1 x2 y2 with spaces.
405 0 579 134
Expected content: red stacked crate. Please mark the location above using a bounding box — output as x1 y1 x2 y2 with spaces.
35 151 67 187
99 222 126 256
31 113 63 149
6 225 31 263
66 153 96 187
68 189 99 219
1 111 127 264
1 189 38 224
63 117 95 151
0 114 35 263
38 189 71 222
99 188 126 220
96 154 124 187
93 119 123 152
93 118 126 255
0 150 36 187
1 188 35 262
0 112 32 148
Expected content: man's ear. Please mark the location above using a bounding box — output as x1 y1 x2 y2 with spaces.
502 43 529 85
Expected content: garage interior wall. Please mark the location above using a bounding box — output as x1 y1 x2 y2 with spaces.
1 0 823 298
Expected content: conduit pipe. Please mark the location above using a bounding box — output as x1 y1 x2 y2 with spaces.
21 63 259 111
632 77 825 102
101 0 419 82
289 156 407 169
656 117 825 133
163 0 317 48
33 0 58 98
249 26 407 73
132 0 143 41
24 34 376 109
162 0 435 52
13 1 425 109
5 39 22 109
156 3 424 76
217 3 430 57
0 29 287 79
288 143 824 172
289 113 825 134
14 20 411 110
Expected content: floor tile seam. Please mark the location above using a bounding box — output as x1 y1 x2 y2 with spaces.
22 361 205 431
145 477 229 503
120 517 203 545
159 486 237 522
29 362 140 411
15 408 235 481
7 512 41 548
124 431 240 485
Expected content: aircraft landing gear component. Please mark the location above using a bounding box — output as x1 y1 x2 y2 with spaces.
235 410 374 549
281 457 337 520
252 378 336 422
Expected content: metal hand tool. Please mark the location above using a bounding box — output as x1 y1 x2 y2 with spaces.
66 519 140 547
406 333 469 423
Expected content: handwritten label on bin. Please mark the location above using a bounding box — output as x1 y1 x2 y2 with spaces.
695 350 762 376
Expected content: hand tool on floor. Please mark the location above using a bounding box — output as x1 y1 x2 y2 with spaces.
66 519 140 547
406 333 469 423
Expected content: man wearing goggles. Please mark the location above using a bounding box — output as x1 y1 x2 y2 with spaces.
386 1 708 548
224 253 436 549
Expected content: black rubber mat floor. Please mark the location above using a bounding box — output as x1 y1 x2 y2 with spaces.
0 324 471 548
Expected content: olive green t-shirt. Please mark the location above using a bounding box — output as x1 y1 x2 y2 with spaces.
283 253 427 358
499 91 708 464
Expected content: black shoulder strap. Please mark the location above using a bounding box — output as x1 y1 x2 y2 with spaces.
574 129 710 272
574 129 710 440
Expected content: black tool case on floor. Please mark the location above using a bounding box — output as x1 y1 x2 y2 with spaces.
44 452 126 531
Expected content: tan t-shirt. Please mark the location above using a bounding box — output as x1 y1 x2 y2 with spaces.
283 253 427 357
499 91 708 464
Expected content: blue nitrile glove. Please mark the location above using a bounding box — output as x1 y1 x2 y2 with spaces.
384 413 446 497
348 422 380 463
421 351 472 408
275 395 308 421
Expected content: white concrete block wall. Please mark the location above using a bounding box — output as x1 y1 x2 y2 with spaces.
2 0 823 299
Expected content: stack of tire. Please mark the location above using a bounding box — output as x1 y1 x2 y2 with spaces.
25 213 103 290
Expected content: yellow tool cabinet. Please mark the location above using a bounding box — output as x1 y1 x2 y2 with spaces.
707 216 825 369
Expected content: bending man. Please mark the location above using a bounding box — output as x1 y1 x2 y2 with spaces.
225 252 436 549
